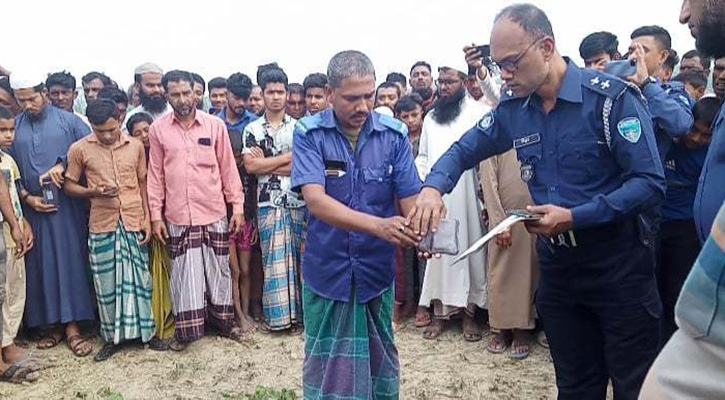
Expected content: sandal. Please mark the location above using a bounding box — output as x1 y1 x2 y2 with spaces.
289 325 304 336
67 335 92 357
148 337 170 351
221 327 250 343
462 316 483 342
486 332 511 354
169 339 188 352
509 339 532 360
422 319 445 340
37 332 64 350
257 323 273 335
414 311 432 328
0 364 39 384
93 342 117 362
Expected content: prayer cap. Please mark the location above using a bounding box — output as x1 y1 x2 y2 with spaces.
9 71 46 90
134 62 163 76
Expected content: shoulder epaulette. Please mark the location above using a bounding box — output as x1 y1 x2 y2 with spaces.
581 69 630 99
295 114 323 135
378 114 408 136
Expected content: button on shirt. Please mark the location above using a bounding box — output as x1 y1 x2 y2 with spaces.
147 111 244 226
694 105 725 243
425 59 666 229
292 110 421 303
66 134 147 234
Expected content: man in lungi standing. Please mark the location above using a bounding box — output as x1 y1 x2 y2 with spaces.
292 50 422 400
147 70 247 351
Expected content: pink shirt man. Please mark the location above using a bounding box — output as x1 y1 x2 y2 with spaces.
147 111 243 226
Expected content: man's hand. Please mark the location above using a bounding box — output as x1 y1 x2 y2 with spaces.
152 220 169 245
139 219 152 245
10 223 27 258
249 147 265 159
626 43 650 87
25 195 57 213
373 216 420 248
523 204 574 237
90 185 119 198
21 217 34 254
496 229 513 248
229 213 244 234
463 44 489 80
406 187 447 236
40 164 66 188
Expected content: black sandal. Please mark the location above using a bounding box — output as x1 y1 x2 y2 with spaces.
148 337 170 351
93 342 117 362
0 364 39 384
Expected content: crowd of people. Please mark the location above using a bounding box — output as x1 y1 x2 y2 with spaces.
0 0 723 399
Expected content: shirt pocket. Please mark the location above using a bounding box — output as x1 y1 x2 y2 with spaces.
362 165 393 206
325 172 351 205
196 138 217 168
117 164 138 189
514 143 543 182
559 140 608 185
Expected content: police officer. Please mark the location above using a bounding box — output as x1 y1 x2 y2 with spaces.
408 4 665 400
291 50 422 399
627 25 694 160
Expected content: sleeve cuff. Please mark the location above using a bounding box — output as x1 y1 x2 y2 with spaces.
291 173 325 191
423 172 453 195
232 202 244 215
150 209 163 222
570 202 597 229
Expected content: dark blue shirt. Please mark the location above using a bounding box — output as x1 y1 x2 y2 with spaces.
218 108 258 135
662 141 708 221
644 81 694 160
291 109 421 303
425 59 665 229
695 104 725 242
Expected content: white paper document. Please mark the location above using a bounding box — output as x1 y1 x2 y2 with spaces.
450 214 528 266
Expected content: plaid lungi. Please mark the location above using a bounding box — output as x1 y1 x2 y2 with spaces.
258 206 305 330
167 218 235 342
303 283 400 400
88 221 155 344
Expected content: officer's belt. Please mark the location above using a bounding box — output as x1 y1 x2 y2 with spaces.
547 218 637 249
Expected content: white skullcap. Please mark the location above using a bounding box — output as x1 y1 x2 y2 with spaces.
9 71 46 90
134 62 163 76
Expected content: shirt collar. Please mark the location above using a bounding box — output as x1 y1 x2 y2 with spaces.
171 110 203 127
320 109 385 134
86 132 131 148
521 57 583 108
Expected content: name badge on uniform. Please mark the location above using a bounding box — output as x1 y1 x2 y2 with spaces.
520 163 534 183
513 133 540 149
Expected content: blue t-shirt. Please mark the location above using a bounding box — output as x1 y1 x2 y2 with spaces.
662 141 708 221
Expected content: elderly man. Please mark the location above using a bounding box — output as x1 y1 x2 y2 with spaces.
147 70 247 351
409 4 665 399
8 73 94 357
293 50 421 399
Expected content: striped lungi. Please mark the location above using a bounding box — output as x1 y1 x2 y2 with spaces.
167 218 235 342
303 284 400 400
88 221 155 344
258 206 305 330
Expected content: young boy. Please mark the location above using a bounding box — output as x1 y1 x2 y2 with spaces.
0 106 35 368
126 112 153 151
0 106 34 383
64 99 155 361
228 128 257 334
658 96 720 344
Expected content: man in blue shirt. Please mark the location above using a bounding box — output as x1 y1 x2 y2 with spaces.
627 26 694 160
292 50 421 400
409 5 665 400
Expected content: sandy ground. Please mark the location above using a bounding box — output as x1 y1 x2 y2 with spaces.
0 321 557 399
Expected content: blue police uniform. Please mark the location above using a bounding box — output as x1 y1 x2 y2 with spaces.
425 59 666 400
695 105 725 243
291 109 422 303
644 80 694 160
657 140 708 342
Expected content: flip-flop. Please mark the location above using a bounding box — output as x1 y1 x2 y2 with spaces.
509 339 532 360
414 312 432 328
422 320 445 340
148 337 170 351
221 327 251 343
169 339 188 352
0 364 39 384
486 332 510 354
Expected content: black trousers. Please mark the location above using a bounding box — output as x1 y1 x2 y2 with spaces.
536 222 660 400
656 219 701 345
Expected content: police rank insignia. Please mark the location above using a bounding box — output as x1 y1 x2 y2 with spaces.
478 112 494 130
617 117 642 143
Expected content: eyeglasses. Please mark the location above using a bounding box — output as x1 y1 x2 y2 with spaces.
490 37 544 73
435 79 462 87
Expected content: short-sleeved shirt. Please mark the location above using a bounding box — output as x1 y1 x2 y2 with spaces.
66 134 147 234
292 109 422 303
243 114 305 209
425 59 666 229
0 151 23 247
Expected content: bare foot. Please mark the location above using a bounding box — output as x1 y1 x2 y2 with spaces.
239 314 256 333
2 344 27 364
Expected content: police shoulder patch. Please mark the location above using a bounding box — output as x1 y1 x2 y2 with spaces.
378 114 408 136
478 111 495 131
617 117 642 143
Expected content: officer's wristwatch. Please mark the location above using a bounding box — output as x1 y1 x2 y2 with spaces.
641 76 657 89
